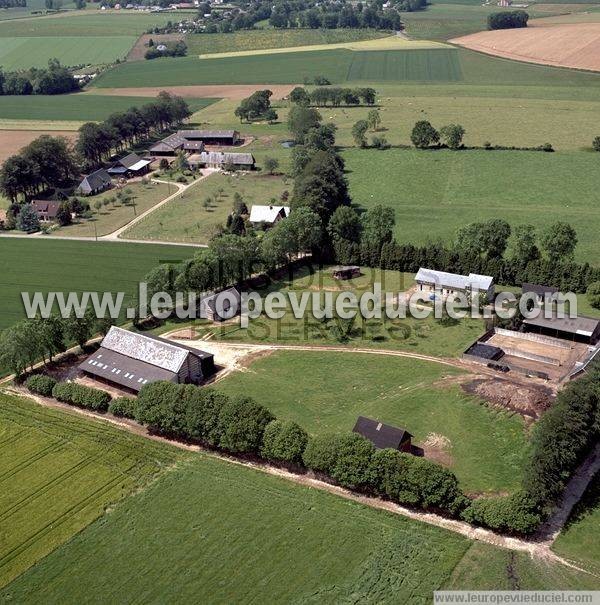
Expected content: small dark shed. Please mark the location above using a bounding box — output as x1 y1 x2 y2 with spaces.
464 342 504 361
352 416 412 452
332 266 361 280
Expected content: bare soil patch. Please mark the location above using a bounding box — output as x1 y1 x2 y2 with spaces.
126 33 185 62
91 84 296 100
451 23 600 72
420 432 454 467
0 130 77 163
463 377 554 419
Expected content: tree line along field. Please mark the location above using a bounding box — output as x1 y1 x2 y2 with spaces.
0 239 196 332
186 28 390 56
217 350 529 494
0 392 184 588
3 450 598 601
0 95 216 122
343 148 600 265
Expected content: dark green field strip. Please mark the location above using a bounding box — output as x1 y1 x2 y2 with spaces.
1 455 470 603
0 95 218 122
347 49 463 82
0 239 197 331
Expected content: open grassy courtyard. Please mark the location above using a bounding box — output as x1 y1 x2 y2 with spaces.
0 392 183 588
344 148 600 265
0 239 196 331
217 350 529 494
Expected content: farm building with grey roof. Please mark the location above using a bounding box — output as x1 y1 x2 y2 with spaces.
77 168 112 196
415 268 495 299
79 326 215 393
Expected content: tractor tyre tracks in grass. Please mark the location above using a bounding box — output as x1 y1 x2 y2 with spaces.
3 374 598 578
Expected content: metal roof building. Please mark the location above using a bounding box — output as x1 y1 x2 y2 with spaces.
352 416 412 452
249 204 289 224
79 326 215 393
415 268 495 297
523 313 600 345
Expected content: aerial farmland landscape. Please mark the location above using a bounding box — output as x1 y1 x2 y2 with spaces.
0 0 599 600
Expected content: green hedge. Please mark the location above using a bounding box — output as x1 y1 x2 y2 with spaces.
25 374 57 397
261 420 308 465
108 396 137 419
51 381 111 412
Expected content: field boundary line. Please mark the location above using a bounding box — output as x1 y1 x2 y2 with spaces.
5 386 597 576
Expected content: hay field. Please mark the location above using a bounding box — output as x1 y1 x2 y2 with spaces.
451 23 600 72
0 130 77 163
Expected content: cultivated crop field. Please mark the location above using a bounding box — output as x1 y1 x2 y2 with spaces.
0 393 183 588
0 131 78 163
1 454 472 602
0 239 196 331
218 350 529 494
187 28 390 55
344 148 600 264
0 36 135 70
0 95 217 122
124 170 289 244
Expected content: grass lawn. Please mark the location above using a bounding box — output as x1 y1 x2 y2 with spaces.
344 148 600 265
218 350 529 494
0 453 472 602
0 392 184 588
0 239 196 331
49 181 171 238
0 36 135 69
186 28 390 55
124 170 289 244
0 95 217 122
553 472 600 574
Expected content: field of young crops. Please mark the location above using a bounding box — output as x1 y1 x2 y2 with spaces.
0 393 183 588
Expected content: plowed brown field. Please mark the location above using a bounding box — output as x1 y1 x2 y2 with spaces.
451 23 600 72
0 130 77 163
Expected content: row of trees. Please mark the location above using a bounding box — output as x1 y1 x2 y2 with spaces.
0 59 78 96
377 219 599 293
77 92 191 168
234 89 278 123
128 380 468 517
290 86 377 107
0 311 114 377
269 1 402 30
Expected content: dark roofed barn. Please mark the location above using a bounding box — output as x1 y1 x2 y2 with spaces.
77 168 112 196
523 313 600 345
332 266 361 280
31 200 61 221
108 153 151 177
79 326 215 393
199 287 241 322
352 416 412 452
522 283 559 304
177 129 240 146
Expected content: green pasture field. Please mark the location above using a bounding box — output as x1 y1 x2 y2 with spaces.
0 12 177 36
48 181 170 238
124 166 289 245
218 350 528 494
3 453 596 601
93 44 600 88
0 392 183 588
175 266 486 357
0 36 134 70
186 28 389 55
0 239 196 331
401 4 559 41
0 95 217 122
553 472 600 574
344 148 600 265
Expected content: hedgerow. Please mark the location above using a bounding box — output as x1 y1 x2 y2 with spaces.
108 397 137 419
51 381 111 412
25 374 57 397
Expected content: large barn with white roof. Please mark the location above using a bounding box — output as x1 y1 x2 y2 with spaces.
79 326 215 393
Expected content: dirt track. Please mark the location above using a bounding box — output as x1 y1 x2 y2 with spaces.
0 130 77 163
91 84 296 100
451 23 600 72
